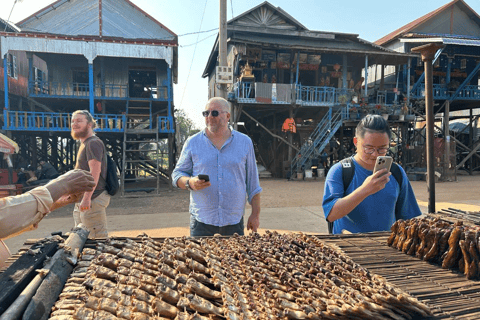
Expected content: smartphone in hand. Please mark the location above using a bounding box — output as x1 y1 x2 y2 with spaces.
373 156 393 175
198 174 210 182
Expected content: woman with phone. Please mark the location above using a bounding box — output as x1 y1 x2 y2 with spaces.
322 115 421 234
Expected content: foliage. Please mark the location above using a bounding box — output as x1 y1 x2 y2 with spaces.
153 109 199 161
175 109 200 148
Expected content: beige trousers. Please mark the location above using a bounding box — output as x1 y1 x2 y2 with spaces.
73 191 110 239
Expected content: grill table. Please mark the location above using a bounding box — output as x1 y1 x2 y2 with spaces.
319 232 480 320
3 233 480 319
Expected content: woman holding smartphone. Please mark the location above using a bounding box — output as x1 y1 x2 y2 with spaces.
322 115 421 234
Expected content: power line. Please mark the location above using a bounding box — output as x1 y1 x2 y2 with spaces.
178 27 218 37
180 33 216 48
179 0 209 109
4 0 19 32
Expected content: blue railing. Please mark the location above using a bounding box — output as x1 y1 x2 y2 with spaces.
411 84 480 100
234 82 255 103
158 116 174 133
232 82 356 106
296 85 338 106
3 110 125 132
94 114 125 132
28 81 169 101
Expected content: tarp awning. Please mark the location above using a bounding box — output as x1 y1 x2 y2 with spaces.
0 134 19 154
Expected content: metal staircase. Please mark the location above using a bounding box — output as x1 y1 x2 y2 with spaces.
290 106 346 177
121 101 165 195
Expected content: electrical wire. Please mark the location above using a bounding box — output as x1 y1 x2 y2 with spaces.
4 0 18 32
180 33 216 48
177 27 218 37
178 0 209 109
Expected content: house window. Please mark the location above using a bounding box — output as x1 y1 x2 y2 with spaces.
34 67 44 82
72 69 89 93
461 59 467 70
7 54 17 79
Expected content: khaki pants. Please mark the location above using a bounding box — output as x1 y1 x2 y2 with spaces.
73 191 110 239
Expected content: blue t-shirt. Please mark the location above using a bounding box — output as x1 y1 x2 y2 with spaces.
322 157 421 234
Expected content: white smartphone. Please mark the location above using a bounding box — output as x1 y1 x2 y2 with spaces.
373 156 393 175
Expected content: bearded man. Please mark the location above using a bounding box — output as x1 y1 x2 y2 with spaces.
71 110 110 238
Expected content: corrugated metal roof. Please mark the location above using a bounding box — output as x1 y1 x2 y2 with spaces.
400 37 480 47
0 17 21 32
230 33 409 55
19 0 99 35
375 0 480 46
443 38 480 46
102 0 174 40
16 0 176 40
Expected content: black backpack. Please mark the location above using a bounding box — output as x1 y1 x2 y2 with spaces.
105 154 119 196
327 157 404 234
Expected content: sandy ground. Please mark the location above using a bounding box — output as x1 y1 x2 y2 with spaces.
47 171 480 217
4 172 480 254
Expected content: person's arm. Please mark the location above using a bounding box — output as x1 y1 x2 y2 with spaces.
247 193 260 232
245 139 262 231
325 169 391 222
79 159 101 211
0 170 95 240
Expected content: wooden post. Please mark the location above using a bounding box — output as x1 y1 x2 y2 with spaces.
444 100 450 180
412 43 444 214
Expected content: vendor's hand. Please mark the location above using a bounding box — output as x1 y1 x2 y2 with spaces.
45 169 95 202
50 193 83 211
361 169 391 196
189 176 211 191
79 197 92 212
247 213 260 232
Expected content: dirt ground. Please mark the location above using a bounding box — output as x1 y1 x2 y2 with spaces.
5 171 480 255
48 171 480 219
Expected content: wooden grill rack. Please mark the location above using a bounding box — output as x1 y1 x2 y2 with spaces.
319 232 480 320
4 233 480 319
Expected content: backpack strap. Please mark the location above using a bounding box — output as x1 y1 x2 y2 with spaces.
390 163 404 221
328 158 355 234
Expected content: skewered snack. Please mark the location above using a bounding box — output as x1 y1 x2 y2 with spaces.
388 217 480 280
49 232 431 319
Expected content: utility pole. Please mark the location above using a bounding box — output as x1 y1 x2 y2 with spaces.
218 0 228 99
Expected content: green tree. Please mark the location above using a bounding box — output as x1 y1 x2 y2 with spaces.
175 109 200 151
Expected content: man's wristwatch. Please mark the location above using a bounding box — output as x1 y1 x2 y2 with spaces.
185 179 192 191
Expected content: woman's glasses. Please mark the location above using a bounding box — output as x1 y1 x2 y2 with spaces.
202 110 227 117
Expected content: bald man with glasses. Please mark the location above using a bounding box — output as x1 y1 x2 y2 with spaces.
322 114 421 234
172 97 262 237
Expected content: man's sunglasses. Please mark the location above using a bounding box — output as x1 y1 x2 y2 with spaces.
202 110 227 117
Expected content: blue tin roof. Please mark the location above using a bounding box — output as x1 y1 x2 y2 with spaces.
16 0 176 40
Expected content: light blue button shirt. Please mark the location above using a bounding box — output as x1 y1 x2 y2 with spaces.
172 129 262 227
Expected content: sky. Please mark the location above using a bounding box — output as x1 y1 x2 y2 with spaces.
2 0 480 128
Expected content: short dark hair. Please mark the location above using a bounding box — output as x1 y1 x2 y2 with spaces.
355 114 391 139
